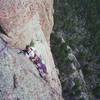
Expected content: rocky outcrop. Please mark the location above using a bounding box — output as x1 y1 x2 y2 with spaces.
62 46 89 100
0 0 63 100
50 32 89 100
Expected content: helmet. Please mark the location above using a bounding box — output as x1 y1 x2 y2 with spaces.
26 45 30 50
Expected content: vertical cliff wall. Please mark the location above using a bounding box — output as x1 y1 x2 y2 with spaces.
0 0 63 100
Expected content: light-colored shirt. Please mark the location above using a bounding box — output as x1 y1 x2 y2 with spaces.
26 47 36 58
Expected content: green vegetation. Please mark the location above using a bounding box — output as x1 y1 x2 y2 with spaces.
92 85 100 98
79 97 85 100
30 40 35 47
51 33 75 75
82 65 93 77
52 0 100 99
54 0 100 56
71 79 82 96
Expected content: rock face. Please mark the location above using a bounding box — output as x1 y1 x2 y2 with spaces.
0 0 53 47
0 0 63 100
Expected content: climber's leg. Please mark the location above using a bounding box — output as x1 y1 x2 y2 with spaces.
41 59 48 74
39 69 46 79
31 57 48 80
41 63 47 74
37 64 48 81
35 59 47 74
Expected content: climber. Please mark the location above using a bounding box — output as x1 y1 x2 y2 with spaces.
19 45 48 80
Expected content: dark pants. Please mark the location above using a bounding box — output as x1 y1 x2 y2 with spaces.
31 57 47 78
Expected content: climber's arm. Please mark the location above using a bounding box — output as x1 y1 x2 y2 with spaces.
18 49 26 54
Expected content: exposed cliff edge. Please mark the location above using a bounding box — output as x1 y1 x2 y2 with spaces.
51 33 89 100
52 0 100 99
0 0 63 100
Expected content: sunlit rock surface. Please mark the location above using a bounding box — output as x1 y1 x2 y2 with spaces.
0 0 63 100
